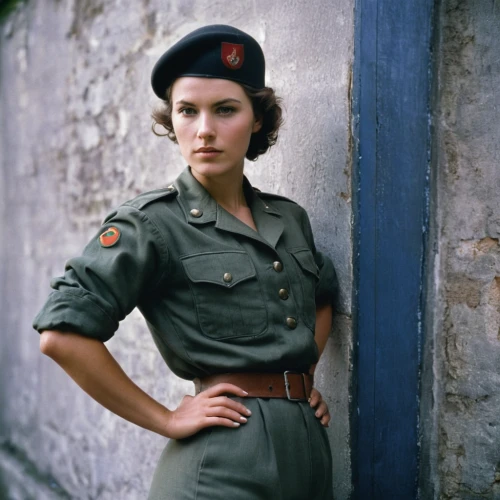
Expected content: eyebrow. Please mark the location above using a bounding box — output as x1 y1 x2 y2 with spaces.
174 98 242 106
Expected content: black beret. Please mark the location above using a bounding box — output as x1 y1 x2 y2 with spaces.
151 25 265 99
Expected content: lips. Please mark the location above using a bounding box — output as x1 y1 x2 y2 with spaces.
195 147 222 153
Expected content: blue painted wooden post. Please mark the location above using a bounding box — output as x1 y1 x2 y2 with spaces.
351 0 434 497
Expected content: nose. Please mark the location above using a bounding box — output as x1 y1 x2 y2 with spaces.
197 112 215 140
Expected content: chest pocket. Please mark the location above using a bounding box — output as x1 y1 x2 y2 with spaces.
181 251 268 340
288 247 319 331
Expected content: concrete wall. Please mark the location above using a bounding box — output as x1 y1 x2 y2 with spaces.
420 0 500 498
0 1 354 498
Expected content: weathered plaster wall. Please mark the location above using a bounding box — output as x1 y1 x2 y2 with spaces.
421 0 500 498
0 1 354 498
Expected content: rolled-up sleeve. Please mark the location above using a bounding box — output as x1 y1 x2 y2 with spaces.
299 208 338 307
33 206 169 341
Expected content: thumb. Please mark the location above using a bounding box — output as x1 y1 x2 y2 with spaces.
179 394 194 407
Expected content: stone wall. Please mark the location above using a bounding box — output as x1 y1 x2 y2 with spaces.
0 1 354 498
420 0 500 498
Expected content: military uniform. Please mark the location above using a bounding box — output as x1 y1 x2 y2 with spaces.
33 167 337 498
34 23 338 500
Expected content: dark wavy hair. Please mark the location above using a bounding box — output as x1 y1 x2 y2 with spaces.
151 83 283 161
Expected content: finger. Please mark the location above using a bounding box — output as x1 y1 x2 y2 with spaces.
206 406 249 423
320 412 331 426
208 396 252 416
315 400 329 417
309 388 321 408
202 416 244 429
203 383 249 398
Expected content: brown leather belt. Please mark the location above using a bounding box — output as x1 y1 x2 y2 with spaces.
193 372 313 401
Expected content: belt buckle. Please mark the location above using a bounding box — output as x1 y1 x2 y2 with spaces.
284 371 307 401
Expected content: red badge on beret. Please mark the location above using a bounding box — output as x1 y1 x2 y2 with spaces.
221 42 244 70
99 227 121 247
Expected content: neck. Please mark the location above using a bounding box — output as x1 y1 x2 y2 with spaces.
191 166 248 210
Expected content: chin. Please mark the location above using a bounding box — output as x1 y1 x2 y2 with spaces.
190 161 240 179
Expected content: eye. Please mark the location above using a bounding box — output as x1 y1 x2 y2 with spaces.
179 107 197 116
217 106 236 115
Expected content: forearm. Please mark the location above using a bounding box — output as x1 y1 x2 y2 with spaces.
40 330 171 437
306 304 334 424
310 303 333 374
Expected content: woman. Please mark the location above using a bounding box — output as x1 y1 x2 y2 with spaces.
34 25 337 499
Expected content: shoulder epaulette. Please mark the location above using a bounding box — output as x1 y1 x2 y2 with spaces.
124 185 178 210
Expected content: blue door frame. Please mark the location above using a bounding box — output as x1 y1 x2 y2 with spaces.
351 0 434 497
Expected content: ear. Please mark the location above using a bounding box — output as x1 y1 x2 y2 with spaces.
252 114 263 133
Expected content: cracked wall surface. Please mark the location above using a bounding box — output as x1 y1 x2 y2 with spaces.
421 0 500 498
0 1 354 499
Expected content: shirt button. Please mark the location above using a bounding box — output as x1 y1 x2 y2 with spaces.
223 273 233 283
190 208 203 218
278 288 289 300
286 317 298 329
166 184 175 192
273 261 283 272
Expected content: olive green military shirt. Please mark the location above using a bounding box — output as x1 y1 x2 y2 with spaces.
33 167 337 380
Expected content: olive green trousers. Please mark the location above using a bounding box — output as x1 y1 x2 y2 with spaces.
148 398 333 500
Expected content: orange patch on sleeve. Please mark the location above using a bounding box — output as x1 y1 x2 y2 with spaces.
99 227 121 247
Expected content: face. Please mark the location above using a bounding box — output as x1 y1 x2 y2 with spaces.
170 77 262 183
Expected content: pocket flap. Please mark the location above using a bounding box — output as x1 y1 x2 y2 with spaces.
289 248 319 278
181 251 256 288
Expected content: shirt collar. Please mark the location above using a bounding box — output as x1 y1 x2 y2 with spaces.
174 166 284 248
174 167 218 224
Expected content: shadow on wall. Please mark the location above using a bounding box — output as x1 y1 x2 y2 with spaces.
0 441 72 499
0 0 25 21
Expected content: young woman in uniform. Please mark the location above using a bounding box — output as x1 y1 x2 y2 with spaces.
34 25 337 499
